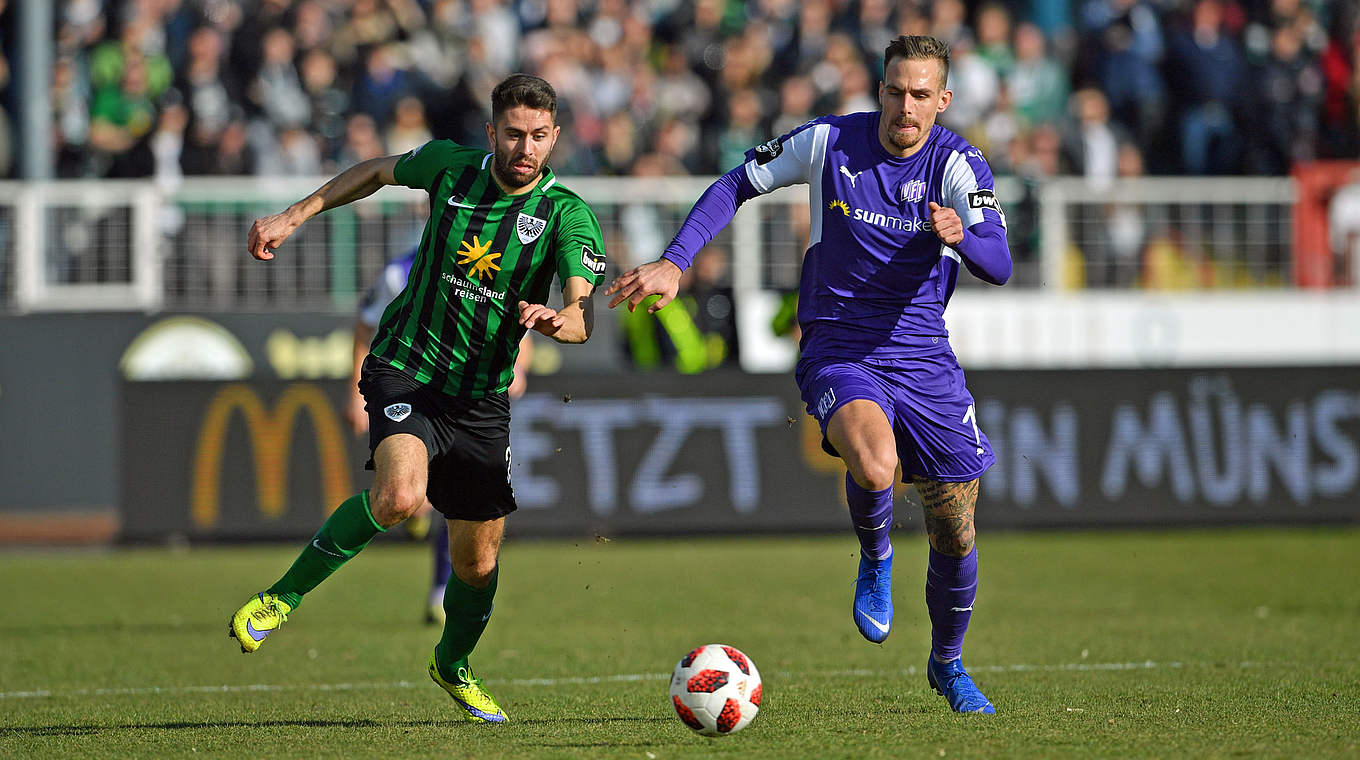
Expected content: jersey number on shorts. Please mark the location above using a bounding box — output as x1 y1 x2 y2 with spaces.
962 404 984 456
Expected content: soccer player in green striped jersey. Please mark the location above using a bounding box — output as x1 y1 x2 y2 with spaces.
230 74 605 723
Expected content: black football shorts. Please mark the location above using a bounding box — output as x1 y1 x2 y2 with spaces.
357 356 516 521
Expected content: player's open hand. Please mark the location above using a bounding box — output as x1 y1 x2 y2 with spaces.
604 259 683 313
518 300 566 336
247 211 301 261
929 202 964 246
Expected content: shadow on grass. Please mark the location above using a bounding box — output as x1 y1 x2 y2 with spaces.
2 716 673 738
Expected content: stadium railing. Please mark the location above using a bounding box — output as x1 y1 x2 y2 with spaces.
3 174 1354 370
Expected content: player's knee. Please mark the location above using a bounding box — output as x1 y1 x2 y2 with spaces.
849 455 898 492
928 531 975 558
452 556 497 589
368 483 424 527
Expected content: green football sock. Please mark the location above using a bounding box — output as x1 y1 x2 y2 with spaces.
267 490 386 609
434 566 499 679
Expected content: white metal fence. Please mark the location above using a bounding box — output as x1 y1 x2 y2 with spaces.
0 174 1301 316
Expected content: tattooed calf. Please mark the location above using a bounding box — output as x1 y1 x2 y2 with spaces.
911 477 979 557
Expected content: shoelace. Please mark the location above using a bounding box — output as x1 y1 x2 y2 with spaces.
252 598 288 626
455 666 481 688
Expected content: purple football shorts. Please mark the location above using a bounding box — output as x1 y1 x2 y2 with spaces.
795 351 995 482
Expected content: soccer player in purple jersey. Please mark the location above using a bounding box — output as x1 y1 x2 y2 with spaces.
607 36 1010 714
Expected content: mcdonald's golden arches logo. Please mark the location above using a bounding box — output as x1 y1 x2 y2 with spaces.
191 383 352 527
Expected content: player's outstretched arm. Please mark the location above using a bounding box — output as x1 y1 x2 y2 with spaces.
247 155 401 261
605 258 683 314
519 276 595 344
928 202 1011 285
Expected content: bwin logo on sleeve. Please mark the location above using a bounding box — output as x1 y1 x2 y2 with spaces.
581 244 606 275
384 403 412 422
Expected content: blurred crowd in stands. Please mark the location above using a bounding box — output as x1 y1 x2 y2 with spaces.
0 0 1356 183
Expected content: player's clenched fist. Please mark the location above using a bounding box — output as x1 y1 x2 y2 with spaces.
928 202 963 246
247 211 303 261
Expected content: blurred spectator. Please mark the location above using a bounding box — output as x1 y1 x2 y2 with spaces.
938 36 1000 139
718 88 765 170
931 0 972 47
1327 170 1360 285
300 48 350 164
250 27 310 130
1077 0 1165 155
771 74 817 136
385 95 432 156
336 112 385 168
11 0 1360 182
351 43 416 127
177 26 239 175
974 3 1016 77
1247 23 1324 173
88 55 157 176
256 125 321 176
52 55 92 177
1168 0 1248 175
1062 88 1126 187
1008 22 1069 128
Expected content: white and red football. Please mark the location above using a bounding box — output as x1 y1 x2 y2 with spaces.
668 644 763 736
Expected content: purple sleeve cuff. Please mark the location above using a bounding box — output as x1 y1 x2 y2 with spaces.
954 221 1012 285
661 167 758 271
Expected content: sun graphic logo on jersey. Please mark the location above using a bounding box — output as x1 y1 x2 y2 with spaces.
828 199 850 216
457 235 502 280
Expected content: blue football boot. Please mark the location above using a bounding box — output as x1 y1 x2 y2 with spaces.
853 551 893 643
927 656 995 714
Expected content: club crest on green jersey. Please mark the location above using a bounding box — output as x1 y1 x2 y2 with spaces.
516 212 547 244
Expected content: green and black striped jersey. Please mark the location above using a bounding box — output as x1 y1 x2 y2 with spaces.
371 140 607 398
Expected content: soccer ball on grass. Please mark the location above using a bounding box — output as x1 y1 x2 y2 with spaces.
668 644 762 736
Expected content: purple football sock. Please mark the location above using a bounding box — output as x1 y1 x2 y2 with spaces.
845 472 894 560
926 546 978 661
432 516 451 588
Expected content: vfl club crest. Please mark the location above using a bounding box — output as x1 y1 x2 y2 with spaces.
516 212 547 244
902 179 927 203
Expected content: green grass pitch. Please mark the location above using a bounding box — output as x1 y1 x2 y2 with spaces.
2 527 1357 758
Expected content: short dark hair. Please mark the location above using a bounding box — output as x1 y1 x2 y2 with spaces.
883 35 951 87
491 74 557 122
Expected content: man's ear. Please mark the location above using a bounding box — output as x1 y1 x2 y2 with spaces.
485 121 496 149
937 89 953 113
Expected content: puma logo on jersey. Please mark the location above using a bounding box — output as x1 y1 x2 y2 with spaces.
839 166 862 187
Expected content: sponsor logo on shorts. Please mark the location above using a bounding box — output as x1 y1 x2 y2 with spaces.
815 388 837 419
384 403 412 422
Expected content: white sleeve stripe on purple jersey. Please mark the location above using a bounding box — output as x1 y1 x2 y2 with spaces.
941 150 1006 229
743 122 829 195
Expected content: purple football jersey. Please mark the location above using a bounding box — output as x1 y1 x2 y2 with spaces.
742 113 1006 362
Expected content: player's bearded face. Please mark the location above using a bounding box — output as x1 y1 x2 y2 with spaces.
488 106 560 189
878 57 952 155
